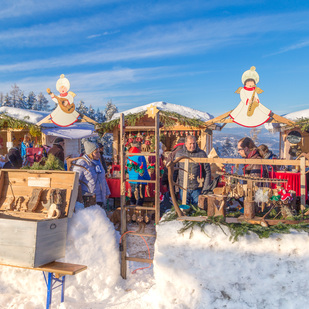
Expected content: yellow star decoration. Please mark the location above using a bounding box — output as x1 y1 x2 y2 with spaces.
146 104 159 118
189 173 195 181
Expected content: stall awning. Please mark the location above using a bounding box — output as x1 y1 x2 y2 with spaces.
41 127 98 139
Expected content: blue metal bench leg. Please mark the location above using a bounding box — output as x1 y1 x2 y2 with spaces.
46 272 53 309
61 275 66 302
44 272 66 309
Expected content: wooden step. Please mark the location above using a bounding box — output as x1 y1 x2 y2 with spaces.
125 257 153 264
126 232 156 238
127 179 157 184
124 205 155 210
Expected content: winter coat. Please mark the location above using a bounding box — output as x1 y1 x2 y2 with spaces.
3 147 22 169
127 155 150 184
244 149 267 178
99 151 108 173
72 154 111 204
263 150 279 173
175 145 211 192
48 144 64 162
162 142 184 187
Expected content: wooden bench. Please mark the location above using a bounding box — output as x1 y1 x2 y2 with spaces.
0 261 87 309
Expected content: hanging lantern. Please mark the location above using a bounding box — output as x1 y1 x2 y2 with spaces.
180 131 184 136
168 131 172 137
185 131 188 136
173 131 176 135
192 131 196 136
176 131 179 136
163 131 167 136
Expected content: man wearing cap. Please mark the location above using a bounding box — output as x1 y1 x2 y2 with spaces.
175 135 211 206
48 137 65 163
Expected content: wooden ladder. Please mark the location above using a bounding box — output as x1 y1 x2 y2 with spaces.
119 112 160 279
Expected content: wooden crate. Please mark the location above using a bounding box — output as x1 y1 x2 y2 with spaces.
0 169 79 267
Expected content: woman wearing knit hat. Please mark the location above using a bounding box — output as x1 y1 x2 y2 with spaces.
72 138 111 208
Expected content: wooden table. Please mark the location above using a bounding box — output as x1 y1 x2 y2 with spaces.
0 261 87 309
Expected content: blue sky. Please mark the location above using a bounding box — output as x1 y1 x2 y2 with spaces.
1 0 309 117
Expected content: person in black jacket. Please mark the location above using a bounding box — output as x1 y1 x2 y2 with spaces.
3 147 23 169
175 135 211 206
98 143 108 174
48 137 65 163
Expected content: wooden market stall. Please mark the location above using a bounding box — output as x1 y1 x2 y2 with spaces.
98 101 219 165
0 107 97 161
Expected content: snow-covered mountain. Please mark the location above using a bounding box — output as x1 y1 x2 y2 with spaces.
213 126 279 158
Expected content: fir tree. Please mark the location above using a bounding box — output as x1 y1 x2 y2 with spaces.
250 128 261 145
76 100 88 115
105 100 118 120
17 91 27 109
221 137 237 158
37 92 50 111
2 93 11 107
10 84 22 108
27 91 37 110
88 104 95 120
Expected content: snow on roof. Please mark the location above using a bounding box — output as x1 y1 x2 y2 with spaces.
264 109 309 132
110 101 214 122
0 106 96 139
0 106 48 125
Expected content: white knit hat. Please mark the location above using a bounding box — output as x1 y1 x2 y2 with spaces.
82 138 98 155
241 66 259 85
56 74 70 91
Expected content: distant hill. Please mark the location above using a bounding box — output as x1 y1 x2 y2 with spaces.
212 125 279 158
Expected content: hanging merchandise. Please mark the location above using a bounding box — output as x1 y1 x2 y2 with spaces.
144 210 150 224
136 132 143 143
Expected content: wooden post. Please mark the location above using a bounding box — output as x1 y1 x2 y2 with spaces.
182 159 189 205
120 114 127 279
244 179 255 219
155 112 160 224
113 126 119 164
6 129 13 153
300 156 306 211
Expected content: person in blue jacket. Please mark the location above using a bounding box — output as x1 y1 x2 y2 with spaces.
127 142 150 206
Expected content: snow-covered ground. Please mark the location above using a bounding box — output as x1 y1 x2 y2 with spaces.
1 204 309 308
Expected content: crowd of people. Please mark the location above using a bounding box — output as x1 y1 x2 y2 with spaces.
0 131 281 210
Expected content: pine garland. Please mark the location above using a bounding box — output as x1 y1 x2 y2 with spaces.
22 154 64 170
160 206 309 242
0 114 41 139
97 110 206 134
294 117 309 132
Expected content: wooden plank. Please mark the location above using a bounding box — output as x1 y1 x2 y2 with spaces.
125 126 156 130
120 113 127 279
177 157 309 166
0 261 87 276
155 112 160 225
125 257 153 264
126 232 156 237
125 205 155 210
37 261 87 276
176 216 239 223
182 159 189 205
127 179 156 184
